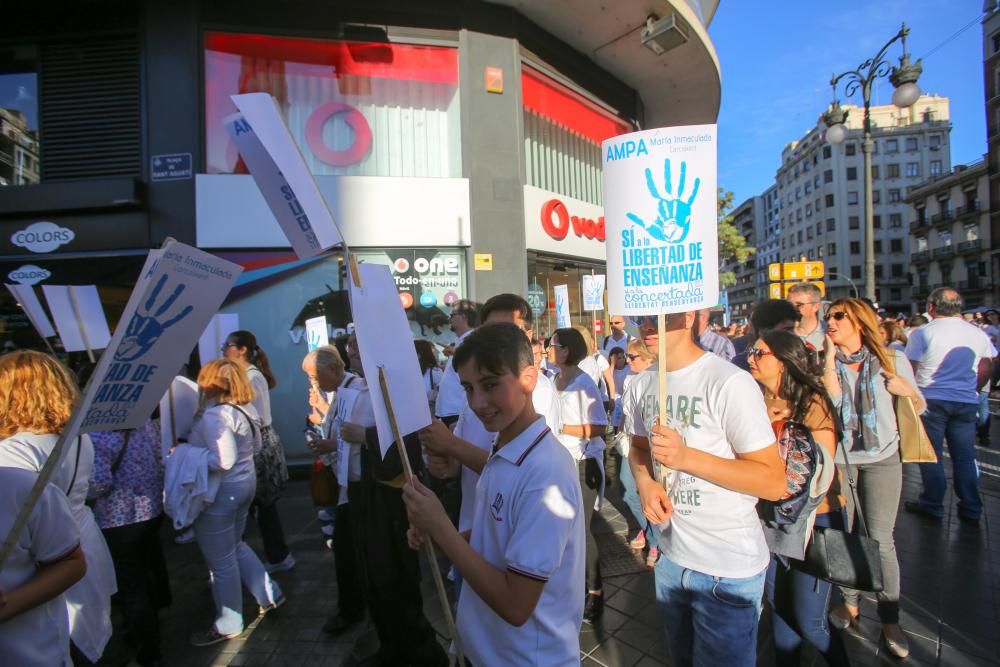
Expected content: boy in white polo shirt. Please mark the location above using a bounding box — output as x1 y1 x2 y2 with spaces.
403 323 584 666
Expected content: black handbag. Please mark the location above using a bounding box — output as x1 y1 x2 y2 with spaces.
792 440 884 592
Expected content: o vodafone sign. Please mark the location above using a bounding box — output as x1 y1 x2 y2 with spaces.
524 185 605 261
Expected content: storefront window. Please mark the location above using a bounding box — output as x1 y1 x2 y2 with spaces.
528 251 609 342
522 65 631 206
205 33 461 178
0 45 40 186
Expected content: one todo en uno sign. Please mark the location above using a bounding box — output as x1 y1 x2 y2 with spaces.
602 125 718 316
79 241 241 431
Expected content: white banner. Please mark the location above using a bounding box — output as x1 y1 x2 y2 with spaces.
305 315 329 351
198 313 240 366
582 274 606 312
554 284 571 328
78 242 242 432
5 283 55 338
347 261 431 458
603 125 718 316
226 93 344 259
42 285 112 352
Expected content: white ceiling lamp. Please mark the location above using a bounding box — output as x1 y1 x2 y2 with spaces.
640 14 689 56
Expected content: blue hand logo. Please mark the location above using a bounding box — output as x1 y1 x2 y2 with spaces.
584 281 603 308
115 275 194 362
307 329 323 350
626 158 701 244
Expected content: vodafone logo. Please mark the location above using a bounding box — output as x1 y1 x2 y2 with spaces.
305 103 373 167
540 199 605 243
393 258 410 273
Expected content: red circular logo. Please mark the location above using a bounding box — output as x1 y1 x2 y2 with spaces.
305 103 373 166
399 292 414 309
393 258 410 273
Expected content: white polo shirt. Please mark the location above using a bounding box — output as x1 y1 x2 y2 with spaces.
456 417 584 667
435 329 474 418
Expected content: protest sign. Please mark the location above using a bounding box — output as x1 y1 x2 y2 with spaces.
42 285 112 355
198 313 240 366
159 375 199 460
5 283 55 338
554 284 571 327
603 125 718 316
582 274 606 312
347 259 431 458
305 315 329 351
226 93 344 259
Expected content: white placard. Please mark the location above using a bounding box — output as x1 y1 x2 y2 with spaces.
75 241 241 432
5 283 55 338
42 285 112 352
198 313 240 366
554 284 571 328
603 125 719 315
347 261 431 457
305 315 329 351
226 93 344 258
159 375 199 460
582 274 606 312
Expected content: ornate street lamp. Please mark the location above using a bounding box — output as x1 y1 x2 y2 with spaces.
822 24 923 302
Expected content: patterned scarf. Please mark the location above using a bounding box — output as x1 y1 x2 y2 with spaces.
835 346 881 452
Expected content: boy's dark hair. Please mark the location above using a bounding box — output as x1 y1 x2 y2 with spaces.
453 323 532 379
750 299 801 335
452 299 480 327
552 327 587 366
480 293 534 327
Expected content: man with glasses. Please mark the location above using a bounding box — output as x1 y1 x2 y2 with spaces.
601 315 632 358
622 313 785 666
434 300 479 427
787 283 826 352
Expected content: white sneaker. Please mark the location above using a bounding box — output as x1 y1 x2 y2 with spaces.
325 538 333 550
264 554 296 574
175 528 196 544
317 508 336 522
320 523 334 536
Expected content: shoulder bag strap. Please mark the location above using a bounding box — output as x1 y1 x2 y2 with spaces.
838 433 872 538
111 431 131 474
226 404 258 436
66 436 82 496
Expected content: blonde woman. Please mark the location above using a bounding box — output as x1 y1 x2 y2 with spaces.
0 351 116 663
821 298 923 659
188 359 284 645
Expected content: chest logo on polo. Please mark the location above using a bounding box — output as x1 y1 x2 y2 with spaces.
490 492 504 521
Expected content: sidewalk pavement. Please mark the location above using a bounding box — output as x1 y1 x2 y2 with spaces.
104 446 999 666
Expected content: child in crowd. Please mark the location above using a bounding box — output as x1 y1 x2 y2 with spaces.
403 323 584 666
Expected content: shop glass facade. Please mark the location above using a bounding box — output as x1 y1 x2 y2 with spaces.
205 33 462 178
528 251 607 341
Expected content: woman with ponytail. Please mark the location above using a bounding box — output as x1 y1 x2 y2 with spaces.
223 330 294 573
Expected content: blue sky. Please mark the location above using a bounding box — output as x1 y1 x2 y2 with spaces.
709 0 987 205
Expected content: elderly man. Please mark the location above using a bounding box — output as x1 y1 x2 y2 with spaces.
904 288 997 524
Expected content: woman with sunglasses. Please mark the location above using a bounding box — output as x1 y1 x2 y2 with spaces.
821 298 924 659
747 331 850 667
222 330 294 574
551 327 608 622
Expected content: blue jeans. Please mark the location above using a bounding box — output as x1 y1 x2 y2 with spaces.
194 479 283 635
917 399 982 519
765 512 850 667
654 554 766 667
619 451 657 547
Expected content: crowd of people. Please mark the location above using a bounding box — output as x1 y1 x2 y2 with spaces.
0 283 997 667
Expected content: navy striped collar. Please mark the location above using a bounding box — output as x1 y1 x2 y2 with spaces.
491 418 550 466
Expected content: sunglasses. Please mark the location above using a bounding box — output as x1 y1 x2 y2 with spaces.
626 353 641 361
746 347 774 360
823 311 849 322
549 342 566 349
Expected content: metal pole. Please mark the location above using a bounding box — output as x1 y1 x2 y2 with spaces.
862 103 876 303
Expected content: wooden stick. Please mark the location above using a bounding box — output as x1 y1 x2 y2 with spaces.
68 286 95 363
378 366 466 666
656 313 670 496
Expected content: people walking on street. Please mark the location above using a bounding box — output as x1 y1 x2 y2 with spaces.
89 418 172 666
821 298 923 658
222 330 294 574
601 314 632 358
904 288 996 525
623 313 785 666
748 330 850 667
187 359 283 646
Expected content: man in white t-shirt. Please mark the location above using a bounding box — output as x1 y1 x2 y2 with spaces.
434 300 479 425
623 312 785 666
904 287 997 524
601 315 632 358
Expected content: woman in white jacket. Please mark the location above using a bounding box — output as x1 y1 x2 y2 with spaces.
187 359 284 646
0 351 116 663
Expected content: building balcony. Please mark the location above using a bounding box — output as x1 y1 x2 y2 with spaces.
912 250 930 263
931 211 954 224
958 278 992 291
910 218 928 231
957 239 982 254
913 285 930 299
956 202 981 218
884 276 909 286
931 246 954 259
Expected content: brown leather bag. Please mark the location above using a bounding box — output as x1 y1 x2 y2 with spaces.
309 458 339 506
887 353 937 463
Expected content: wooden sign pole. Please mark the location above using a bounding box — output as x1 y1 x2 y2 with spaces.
67 286 95 363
